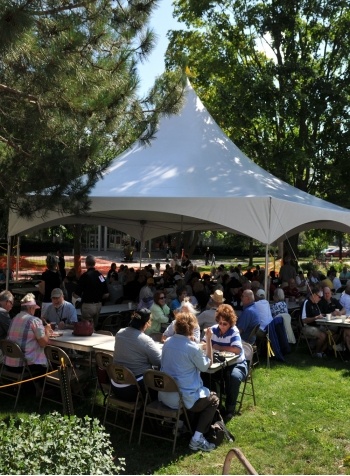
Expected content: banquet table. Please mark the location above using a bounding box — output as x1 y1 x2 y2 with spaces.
49 329 115 369
92 339 238 371
11 286 40 296
315 316 350 328
76 303 137 318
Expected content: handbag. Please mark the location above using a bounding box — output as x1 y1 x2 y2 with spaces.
73 320 94 336
205 410 235 445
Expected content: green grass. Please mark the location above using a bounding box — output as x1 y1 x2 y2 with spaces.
1 344 350 475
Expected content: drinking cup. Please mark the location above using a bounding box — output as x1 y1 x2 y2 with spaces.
128 302 132 310
326 314 331 321
50 323 56 331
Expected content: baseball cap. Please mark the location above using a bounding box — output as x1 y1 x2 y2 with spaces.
256 289 266 299
51 288 63 298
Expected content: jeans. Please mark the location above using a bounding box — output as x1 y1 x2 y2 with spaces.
224 360 248 412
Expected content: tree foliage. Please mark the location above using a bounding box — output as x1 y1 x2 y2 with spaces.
166 0 350 209
0 0 186 220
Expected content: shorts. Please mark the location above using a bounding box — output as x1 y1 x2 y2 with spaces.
302 325 322 338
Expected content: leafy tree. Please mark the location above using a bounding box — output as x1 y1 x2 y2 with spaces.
166 0 350 207
0 0 186 221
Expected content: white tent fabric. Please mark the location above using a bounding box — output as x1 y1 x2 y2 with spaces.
8 82 350 242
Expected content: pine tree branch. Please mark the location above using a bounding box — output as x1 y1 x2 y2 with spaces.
0 135 32 157
0 84 38 104
30 1 93 16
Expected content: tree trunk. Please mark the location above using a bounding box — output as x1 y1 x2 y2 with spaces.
248 238 253 266
182 230 199 257
283 234 299 261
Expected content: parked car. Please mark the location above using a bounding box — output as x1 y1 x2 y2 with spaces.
325 247 350 258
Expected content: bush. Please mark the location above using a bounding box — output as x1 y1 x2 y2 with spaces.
0 412 125 475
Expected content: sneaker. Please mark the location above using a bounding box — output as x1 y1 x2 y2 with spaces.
313 352 326 358
189 435 215 452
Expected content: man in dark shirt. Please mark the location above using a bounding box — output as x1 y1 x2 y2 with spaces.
301 285 327 357
319 286 345 316
0 290 14 362
74 255 109 328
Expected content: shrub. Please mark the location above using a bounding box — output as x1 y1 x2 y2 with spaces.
0 412 125 475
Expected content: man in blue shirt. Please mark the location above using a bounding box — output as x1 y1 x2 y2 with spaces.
237 289 260 343
43 288 78 329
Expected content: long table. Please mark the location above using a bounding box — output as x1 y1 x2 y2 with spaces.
49 329 115 369
92 339 238 371
316 317 350 328
76 303 137 318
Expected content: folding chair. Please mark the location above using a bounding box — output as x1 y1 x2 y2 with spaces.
325 328 344 361
138 369 192 454
39 345 90 411
100 313 128 334
0 339 33 409
236 342 256 414
295 313 313 355
103 363 144 443
91 351 114 414
247 324 260 367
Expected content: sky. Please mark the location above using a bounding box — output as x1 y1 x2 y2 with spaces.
137 1 184 94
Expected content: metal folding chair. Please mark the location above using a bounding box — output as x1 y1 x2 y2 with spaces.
138 369 192 454
103 363 144 443
236 342 256 414
91 351 114 414
0 339 33 409
39 345 90 412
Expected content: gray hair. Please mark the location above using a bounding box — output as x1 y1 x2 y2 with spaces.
274 288 285 301
0 290 14 303
178 299 199 315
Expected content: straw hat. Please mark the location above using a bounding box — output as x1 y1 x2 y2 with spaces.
210 290 225 303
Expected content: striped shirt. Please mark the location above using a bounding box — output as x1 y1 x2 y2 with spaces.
5 311 47 367
204 324 245 364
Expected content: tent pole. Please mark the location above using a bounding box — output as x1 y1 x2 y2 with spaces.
6 235 11 290
265 197 272 299
16 235 20 281
139 220 146 269
264 244 269 300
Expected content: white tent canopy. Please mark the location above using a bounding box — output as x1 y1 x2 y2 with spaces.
8 82 350 243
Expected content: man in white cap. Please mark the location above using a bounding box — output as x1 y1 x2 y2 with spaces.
197 290 225 335
254 288 273 336
43 288 78 329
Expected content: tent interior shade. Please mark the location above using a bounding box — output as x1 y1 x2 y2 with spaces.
8 81 350 243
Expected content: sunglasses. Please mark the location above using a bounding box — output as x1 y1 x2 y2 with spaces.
218 321 229 326
159 296 165 299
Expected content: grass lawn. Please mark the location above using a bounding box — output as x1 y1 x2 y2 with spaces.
1 342 350 475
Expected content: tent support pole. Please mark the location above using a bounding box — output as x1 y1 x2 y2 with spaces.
264 244 269 300
6 235 11 290
265 196 272 299
16 235 20 281
139 220 147 269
